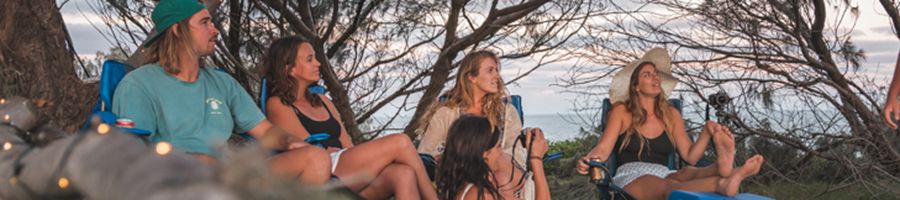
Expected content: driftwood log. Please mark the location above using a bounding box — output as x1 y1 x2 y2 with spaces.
0 97 229 199
0 96 353 199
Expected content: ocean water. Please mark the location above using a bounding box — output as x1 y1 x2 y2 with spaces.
520 114 587 142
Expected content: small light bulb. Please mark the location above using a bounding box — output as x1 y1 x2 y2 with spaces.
2 142 11 151
3 115 9 122
58 177 69 189
0 98 5 104
97 124 110 135
8 177 16 185
156 142 172 156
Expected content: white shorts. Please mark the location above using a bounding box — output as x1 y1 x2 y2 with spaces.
329 149 347 173
613 162 676 187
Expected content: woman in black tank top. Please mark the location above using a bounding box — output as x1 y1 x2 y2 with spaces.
575 48 765 199
261 36 439 200
614 131 675 168
289 104 342 148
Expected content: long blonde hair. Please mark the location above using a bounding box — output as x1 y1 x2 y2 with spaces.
144 20 199 74
418 50 508 133
619 62 677 155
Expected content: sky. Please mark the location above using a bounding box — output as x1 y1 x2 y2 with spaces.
58 0 900 116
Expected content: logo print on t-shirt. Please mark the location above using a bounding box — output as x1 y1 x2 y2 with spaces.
206 98 224 114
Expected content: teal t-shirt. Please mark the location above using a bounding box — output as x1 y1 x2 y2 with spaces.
112 63 264 155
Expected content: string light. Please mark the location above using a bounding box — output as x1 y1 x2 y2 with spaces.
97 124 110 135
3 114 9 122
58 177 69 189
155 142 172 156
2 142 11 151
8 177 16 185
0 98 5 104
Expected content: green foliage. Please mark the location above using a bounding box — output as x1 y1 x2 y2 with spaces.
544 133 599 199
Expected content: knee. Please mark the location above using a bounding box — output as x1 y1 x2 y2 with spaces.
385 134 414 150
386 164 417 185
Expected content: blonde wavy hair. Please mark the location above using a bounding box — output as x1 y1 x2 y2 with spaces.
418 50 508 134
618 62 677 155
143 20 200 74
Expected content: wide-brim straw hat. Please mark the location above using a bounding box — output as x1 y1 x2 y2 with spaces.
609 48 678 104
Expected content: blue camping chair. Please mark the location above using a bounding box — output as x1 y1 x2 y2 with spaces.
588 98 772 200
83 60 150 136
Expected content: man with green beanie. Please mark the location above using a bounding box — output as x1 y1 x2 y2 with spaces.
113 0 333 185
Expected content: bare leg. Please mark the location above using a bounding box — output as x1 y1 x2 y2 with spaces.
190 154 218 165
666 155 765 198
626 174 722 200
623 175 679 200
666 164 721 182
269 146 332 185
713 127 735 177
333 134 438 200
356 164 420 200
718 155 764 196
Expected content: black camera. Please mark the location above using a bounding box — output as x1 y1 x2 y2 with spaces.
708 91 731 109
517 129 531 148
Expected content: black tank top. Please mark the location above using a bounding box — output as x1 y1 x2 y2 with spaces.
614 131 674 168
291 105 343 149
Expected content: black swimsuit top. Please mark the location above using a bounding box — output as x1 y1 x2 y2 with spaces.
291 105 343 149
614 131 674 168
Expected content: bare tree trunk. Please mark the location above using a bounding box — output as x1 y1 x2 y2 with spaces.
879 0 900 40
0 0 95 132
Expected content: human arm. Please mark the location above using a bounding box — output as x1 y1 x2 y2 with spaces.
884 50 900 129
576 103 627 174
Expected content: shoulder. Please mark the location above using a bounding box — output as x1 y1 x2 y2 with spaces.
430 105 457 121
123 63 163 81
267 96 288 108
609 102 628 116
607 102 632 124
503 103 519 114
119 64 165 90
435 105 455 115
666 105 684 121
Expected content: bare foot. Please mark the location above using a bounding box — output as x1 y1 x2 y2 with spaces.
713 126 735 177
717 155 764 196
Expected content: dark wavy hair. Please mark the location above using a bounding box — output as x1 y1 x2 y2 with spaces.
436 116 502 200
258 36 323 107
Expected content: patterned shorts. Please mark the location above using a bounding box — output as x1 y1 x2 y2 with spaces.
612 162 676 187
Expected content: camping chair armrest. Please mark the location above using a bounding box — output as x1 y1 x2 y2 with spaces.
120 127 151 136
587 160 614 185
304 133 331 148
419 153 438 180
542 152 563 162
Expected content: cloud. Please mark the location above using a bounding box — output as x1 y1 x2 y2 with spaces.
67 23 113 55
871 26 898 36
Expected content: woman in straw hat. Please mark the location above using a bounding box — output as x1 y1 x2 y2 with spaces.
575 48 764 199
113 0 332 185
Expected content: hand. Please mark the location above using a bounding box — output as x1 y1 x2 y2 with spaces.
701 121 719 137
525 127 549 158
286 140 311 150
884 97 900 129
576 148 604 175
